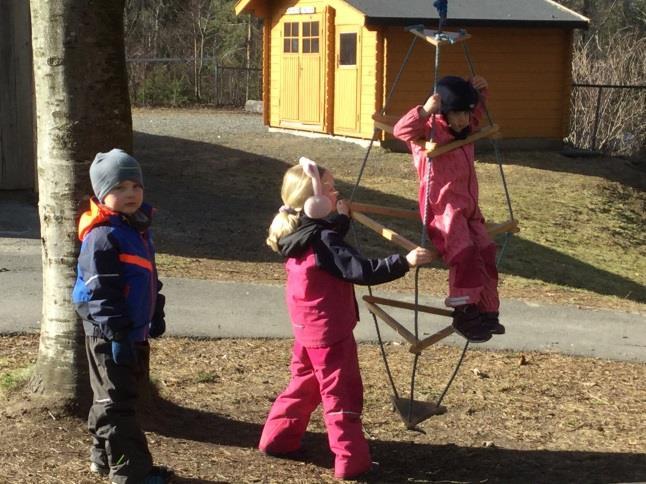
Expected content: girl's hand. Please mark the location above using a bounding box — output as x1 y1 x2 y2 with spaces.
421 93 441 116
470 75 488 91
405 247 434 267
336 199 350 216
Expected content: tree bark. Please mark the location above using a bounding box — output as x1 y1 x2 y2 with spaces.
28 0 132 413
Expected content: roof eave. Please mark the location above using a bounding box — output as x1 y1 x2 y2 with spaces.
235 0 268 16
365 17 589 30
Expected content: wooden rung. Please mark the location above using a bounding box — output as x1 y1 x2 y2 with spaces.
350 204 520 238
363 295 451 317
409 326 456 354
486 219 520 236
364 301 419 346
353 209 518 254
351 211 421 252
372 113 400 134
426 124 500 157
392 396 447 428
407 26 471 47
350 201 420 220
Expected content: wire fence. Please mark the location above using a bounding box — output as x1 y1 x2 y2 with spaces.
567 82 646 157
126 58 262 107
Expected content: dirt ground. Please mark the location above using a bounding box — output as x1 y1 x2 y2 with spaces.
1 334 645 483
1 109 644 483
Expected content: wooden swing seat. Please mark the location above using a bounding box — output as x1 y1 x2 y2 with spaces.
372 113 500 157
363 295 455 354
353 207 519 354
392 395 447 428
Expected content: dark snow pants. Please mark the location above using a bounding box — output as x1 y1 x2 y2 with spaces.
86 336 153 484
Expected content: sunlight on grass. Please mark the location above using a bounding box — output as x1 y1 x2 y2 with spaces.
341 150 645 311
0 366 32 397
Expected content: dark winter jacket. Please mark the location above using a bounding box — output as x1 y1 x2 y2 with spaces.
278 214 409 347
72 198 165 342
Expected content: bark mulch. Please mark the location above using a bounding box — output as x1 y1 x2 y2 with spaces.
1 334 645 483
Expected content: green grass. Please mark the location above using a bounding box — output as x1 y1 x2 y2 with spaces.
195 371 219 383
0 367 32 396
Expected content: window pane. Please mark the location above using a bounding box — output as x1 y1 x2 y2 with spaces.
340 33 357 65
311 22 319 37
284 23 291 37
303 39 310 53
292 39 299 52
303 22 310 37
284 38 290 53
292 23 299 36
311 38 319 53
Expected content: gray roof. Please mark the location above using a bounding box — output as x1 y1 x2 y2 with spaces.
344 0 589 28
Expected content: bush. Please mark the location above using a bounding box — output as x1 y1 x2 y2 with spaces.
567 32 646 158
128 63 193 106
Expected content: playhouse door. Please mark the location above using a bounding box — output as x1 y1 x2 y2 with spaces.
279 16 323 126
334 26 360 134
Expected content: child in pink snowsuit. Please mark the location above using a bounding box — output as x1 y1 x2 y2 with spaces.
260 158 432 480
393 75 505 343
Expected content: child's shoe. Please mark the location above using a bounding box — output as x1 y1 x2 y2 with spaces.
482 311 505 335
89 461 109 476
261 446 307 460
451 304 491 343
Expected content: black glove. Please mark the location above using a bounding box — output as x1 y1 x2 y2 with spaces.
111 332 136 365
150 293 166 338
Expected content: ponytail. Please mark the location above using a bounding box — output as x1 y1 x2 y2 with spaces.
266 163 328 253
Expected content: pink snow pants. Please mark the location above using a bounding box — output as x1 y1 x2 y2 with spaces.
428 213 500 312
259 335 372 479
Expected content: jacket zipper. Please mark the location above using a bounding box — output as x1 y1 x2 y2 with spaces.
141 233 156 321
462 146 477 218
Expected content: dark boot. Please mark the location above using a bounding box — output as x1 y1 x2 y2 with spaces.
482 312 505 335
451 304 491 343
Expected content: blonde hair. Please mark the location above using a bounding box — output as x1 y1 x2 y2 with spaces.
266 164 327 253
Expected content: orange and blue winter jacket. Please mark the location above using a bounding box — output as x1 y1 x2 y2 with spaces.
72 198 164 342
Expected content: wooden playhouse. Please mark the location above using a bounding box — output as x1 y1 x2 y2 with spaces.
235 0 589 149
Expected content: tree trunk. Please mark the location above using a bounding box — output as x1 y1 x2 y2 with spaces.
28 0 132 414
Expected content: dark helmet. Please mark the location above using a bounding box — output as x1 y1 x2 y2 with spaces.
436 76 479 114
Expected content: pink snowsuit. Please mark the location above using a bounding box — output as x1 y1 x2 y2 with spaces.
259 248 370 479
259 215 410 479
393 93 499 312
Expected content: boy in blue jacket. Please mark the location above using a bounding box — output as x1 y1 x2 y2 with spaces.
72 149 171 484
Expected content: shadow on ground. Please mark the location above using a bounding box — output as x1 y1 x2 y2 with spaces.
480 147 646 192
134 131 645 305
143 395 646 484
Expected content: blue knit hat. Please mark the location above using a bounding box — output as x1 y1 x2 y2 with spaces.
436 76 479 114
90 149 143 202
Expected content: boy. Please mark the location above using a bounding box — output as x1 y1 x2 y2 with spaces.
72 148 171 484
394 75 505 343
